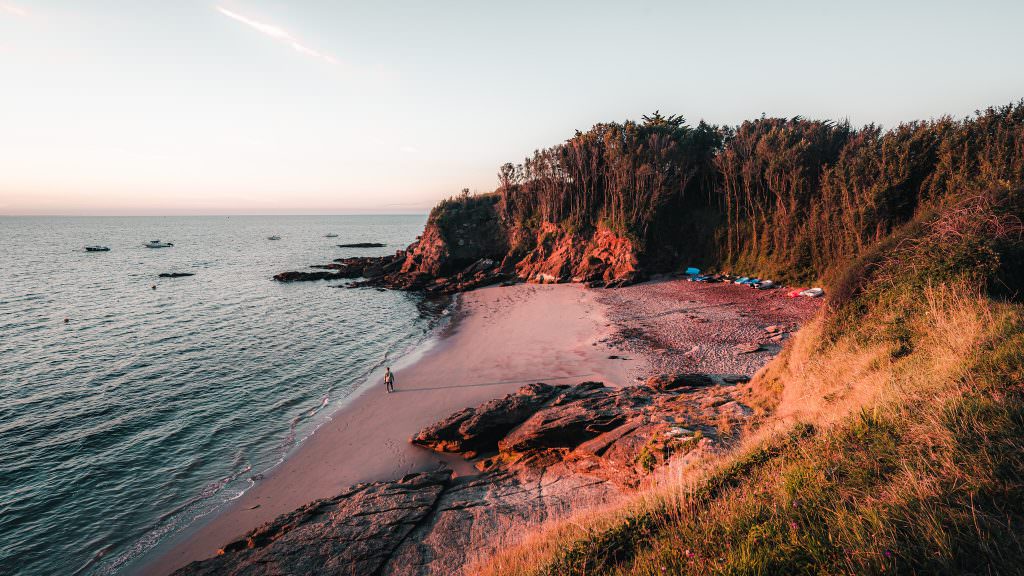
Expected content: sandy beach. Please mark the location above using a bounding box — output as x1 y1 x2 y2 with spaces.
145 283 645 575
145 278 821 575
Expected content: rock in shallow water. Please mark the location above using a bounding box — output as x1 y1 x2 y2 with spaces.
272 270 347 282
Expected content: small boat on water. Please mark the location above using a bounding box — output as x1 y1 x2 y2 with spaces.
268 235 282 241
325 233 338 238
145 240 174 248
85 245 110 252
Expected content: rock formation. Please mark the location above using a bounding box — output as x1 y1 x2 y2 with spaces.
272 193 647 292
175 377 755 576
273 255 404 283
172 471 452 576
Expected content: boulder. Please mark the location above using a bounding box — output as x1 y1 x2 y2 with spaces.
273 270 345 282
645 373 715 391
718 401 754 419
411 383 564 455
498 383 635 453
733 342 763 354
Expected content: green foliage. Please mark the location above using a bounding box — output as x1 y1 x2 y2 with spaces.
527 328 1024 575
508 196 1024 574
497 115 722 250
635 446 657 472
533 424 816 575
428 191 502 238
715 103 1024 283
477 104 1024 576
482 101 1024 284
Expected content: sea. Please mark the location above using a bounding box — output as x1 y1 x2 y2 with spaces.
0 215 441 575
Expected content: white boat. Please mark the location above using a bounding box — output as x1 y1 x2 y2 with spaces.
325 233 338 238
145 240 174 248
268 235 282 241
85 245 110 252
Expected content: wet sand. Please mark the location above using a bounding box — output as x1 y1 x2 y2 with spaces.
145 283 644 575
145 279 822 575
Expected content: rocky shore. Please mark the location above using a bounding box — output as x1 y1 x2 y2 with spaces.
165 196 824 576
271 194 648 294
158 279 819 576
173 374 760 576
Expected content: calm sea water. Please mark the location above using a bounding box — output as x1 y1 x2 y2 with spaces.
0 215 438 575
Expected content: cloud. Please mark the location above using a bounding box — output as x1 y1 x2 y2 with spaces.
399 145 419 154
0 2 28 17
216 5 337 65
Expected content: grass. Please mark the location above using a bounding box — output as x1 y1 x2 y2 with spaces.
473 194 1024 576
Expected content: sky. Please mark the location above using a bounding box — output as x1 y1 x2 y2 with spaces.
1 0 1022 215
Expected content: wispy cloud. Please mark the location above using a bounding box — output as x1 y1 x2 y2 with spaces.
0 2 29 17
399 145 419 154
216 5 337 65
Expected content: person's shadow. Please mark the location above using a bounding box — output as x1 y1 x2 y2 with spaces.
394 373 595 392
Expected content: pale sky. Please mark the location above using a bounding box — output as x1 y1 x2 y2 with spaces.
1 0 1022 215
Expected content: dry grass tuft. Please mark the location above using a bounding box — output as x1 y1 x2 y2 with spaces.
475 260 1024 576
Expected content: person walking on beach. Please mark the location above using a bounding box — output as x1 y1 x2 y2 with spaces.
384 367 395 393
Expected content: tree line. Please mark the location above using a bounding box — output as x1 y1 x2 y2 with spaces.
488 102 1024 282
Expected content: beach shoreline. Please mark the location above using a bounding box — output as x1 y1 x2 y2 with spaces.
142 282 645 576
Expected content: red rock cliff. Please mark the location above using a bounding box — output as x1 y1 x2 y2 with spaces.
394 194 644 290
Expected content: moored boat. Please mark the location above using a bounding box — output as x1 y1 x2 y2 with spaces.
145 240 174 248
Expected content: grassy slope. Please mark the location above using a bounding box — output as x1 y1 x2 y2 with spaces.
475 190 1024 575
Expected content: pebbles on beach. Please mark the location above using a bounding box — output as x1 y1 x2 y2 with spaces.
595 279 821 377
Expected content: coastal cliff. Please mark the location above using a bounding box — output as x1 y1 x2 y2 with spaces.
245 102 1024 575
278 102 1024 294
375 193 644 291
275 194 646 291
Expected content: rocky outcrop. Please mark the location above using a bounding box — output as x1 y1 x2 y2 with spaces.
400 195 508 278
175 377 755 576
411 382 564 456
273 255 404 282
645 373 715 391
174 465 619 576
414 379 750 489
273 270 347 282
383 464 617 576
172 471 452 576
514 224 642 287
271 193 647 292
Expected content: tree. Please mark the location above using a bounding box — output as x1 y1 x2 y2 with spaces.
498 162 517 190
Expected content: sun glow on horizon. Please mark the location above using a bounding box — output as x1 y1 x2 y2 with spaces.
1 0 1022 216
